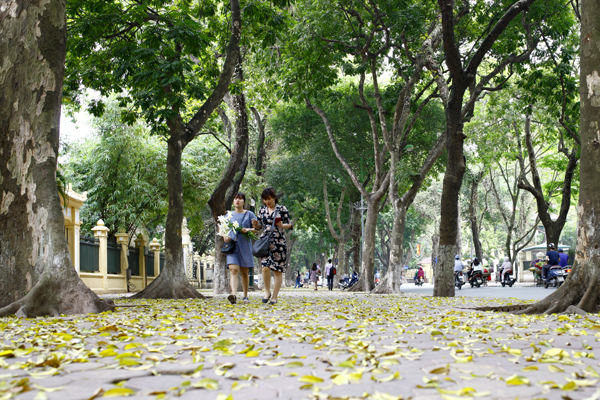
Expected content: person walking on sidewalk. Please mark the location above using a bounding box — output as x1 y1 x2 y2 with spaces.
310 263 320 290
252 187 293 305
294 271 301 288
224 193 258 304
324 259 334 290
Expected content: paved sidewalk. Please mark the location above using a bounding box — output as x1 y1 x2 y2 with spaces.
1 290 599 400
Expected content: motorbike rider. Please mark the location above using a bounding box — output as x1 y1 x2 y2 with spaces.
558 248 569 267
454 255 464 282
470 257 483 281
544 243 560 280
417 266 425 283
500 256 512 283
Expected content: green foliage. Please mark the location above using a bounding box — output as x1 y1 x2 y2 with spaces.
61 99 227 239
65 0 234 134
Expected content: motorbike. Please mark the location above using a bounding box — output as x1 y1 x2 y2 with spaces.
414 276 424 286
468 269 485 288
500 270 516 287
454 271 463 290
544 265 565 288
339 275 359 290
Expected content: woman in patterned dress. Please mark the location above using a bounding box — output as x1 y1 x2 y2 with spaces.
251 188 293 305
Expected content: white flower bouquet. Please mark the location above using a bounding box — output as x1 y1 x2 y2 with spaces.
217 212 258 241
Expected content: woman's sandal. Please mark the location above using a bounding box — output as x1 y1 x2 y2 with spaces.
262 293 271 304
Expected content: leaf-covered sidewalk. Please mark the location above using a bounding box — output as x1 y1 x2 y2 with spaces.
1 291 599 400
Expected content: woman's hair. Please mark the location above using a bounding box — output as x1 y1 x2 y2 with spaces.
473 257 480 266
261 187 279 203
233 192 246 203
328 259 332 263
312 263 317 271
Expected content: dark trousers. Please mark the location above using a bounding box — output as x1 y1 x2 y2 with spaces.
327 276 334 290
542 265 551 280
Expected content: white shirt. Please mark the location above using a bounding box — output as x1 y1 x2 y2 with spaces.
454 260 464 272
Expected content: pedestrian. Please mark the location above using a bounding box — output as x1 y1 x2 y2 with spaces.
558 248 569 267
224 193 258 304
252 187 293 305
310 263 320 290
294 271 301 288
324 259 334 290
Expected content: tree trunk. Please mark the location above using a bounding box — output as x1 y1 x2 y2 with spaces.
133 135 203 299
349 198 381 291
0 0 114 317
469 174 483 260
517 0 600 314
372 205 406 294
250 107 266 176
208 55 249 295
434 98 466 297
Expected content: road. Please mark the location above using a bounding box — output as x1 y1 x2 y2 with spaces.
400 283 556 301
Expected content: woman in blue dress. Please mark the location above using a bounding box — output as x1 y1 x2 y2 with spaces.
224 193 258 304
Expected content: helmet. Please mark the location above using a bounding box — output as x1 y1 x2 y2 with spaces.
455 255 460 260
549 243 555 250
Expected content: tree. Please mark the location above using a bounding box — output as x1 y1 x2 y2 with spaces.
66 0 241 299
518 0 600 314
489 162 539 272
432 0 552 297
0 0 114 317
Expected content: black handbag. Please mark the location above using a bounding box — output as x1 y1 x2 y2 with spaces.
221 212 249 254
221 240 236 254
252 208 279 258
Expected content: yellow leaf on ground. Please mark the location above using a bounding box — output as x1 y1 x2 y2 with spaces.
102 388 135 397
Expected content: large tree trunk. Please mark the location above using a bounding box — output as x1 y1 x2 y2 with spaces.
469 173 483 260
434 98 466 297
349 198 382 291
133 135 203 299
0 0 114 317
208 55 249 295
517 0 600 314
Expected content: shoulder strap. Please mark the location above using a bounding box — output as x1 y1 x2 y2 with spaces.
266 208 279 239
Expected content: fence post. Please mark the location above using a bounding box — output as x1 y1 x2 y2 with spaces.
91 219 109 293
135 234 148 289
115 232 129 292
150 238 161 275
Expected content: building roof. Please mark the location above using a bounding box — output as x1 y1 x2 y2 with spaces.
417 257 432 265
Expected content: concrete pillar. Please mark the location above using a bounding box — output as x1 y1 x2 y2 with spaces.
92 219 109 292
193 252 201 285
150 238 161 275
115 232 129 280
135 234 147 289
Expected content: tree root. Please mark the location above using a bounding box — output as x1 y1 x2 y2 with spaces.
132 274 205 299
0 276 114 318
560 305 589 316
370 275 402 294
347 277 365 292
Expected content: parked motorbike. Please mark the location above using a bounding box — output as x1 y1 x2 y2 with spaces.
339 275 359 290
544 265 565 289
468 270 485 288
454 271 463 290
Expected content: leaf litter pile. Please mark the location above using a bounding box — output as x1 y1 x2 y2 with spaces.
1 292 600 400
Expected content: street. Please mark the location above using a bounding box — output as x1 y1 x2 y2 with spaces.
400 282 557 300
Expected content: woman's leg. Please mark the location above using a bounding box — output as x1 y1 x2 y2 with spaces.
272 271 283 301
262 267 271 299
240 267 250 298
229 265 240 296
